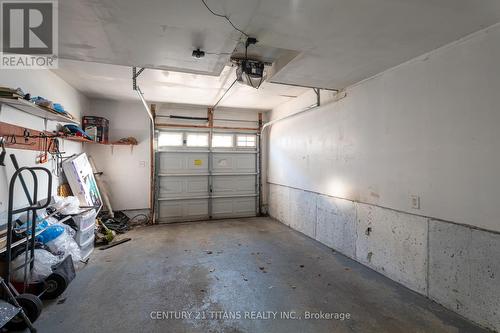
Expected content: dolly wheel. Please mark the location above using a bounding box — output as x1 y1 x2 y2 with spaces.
5 293 43 330
42 273 68 300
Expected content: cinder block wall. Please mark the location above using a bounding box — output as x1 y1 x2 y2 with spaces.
266 24 500 331
268 183 500 331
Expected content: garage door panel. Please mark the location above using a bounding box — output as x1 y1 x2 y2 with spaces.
212 153 256 173
212 175 255 195
156 130 258 223
187 180 208 193
159 177 208 198
212 197 256 219
159 152 208 174
158 199 209 223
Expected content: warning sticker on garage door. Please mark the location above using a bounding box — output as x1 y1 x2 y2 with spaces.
194 159 202 166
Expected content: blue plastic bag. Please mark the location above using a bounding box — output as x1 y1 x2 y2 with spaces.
36 225 65 244
15 217 48 235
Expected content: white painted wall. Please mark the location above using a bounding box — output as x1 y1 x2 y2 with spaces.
268 24 500 233
0 69 88 224
84 99 151 211
83 100 266 212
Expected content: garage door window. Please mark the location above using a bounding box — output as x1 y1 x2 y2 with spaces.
158 132 183 147
186 133 209 147
236 135 256 147
212 134 233 148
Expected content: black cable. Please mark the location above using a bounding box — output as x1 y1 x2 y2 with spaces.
201 0 249 37
129 214 149 225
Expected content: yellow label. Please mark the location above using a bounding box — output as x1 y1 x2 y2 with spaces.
194 159 202 166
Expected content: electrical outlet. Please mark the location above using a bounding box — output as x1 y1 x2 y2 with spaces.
410 195 420 209
138 161 146 168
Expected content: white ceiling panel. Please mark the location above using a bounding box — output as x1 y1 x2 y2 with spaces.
53 60 308 109
58 0 500 89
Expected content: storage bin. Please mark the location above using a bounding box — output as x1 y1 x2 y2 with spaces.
71 209 97 230
75 222 95 246
82 116 109 143
79 234 94 260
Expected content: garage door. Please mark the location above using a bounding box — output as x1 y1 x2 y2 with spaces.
155 130 260 223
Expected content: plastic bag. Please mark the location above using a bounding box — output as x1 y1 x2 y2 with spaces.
36 225 65 243
15 216 48 235
52 196 81 215
62 223 76 238
46 230 82 264
12 249 61 283
44 216 59 225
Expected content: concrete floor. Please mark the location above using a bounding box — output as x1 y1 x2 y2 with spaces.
34 217 489 333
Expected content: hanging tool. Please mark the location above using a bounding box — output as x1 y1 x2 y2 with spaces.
0 137 6 166
49 138 65 177
35 134 48 164
23 129 30 143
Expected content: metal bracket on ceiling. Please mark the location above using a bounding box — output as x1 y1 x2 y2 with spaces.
132 67 146 91
313 88 321 106
132 67 154 123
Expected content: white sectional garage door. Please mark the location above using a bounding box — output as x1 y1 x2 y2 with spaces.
155 130 259 223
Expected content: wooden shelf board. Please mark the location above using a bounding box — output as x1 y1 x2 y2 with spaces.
62 136 137 146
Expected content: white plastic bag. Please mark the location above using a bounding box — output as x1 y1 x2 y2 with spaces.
52 196 81 215
62 223 76 238
12 249 61 283
46 229 82 265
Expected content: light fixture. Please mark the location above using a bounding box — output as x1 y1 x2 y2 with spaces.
192 48 205 59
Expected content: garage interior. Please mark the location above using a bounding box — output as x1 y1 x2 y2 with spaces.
0 0 499 332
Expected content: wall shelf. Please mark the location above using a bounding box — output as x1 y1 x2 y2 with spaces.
62 135 137 146
0 97 79 125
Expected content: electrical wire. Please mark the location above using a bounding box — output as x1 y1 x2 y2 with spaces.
201 0 249 37
129 214 149 225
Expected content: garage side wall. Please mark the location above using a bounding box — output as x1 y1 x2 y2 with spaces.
268 184 500 331
267 23 500 332
0 69 88 221
84 99 151 211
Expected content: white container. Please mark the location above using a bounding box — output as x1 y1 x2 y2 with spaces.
74 222 95 246
72 209 97 230
79 234 95 260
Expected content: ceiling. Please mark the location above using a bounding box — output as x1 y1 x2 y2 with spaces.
53 60 308 110
59 0 500 92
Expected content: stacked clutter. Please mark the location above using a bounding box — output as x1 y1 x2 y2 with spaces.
68 210 96 260
8 196 97 292
0 86 25 99
0 86 75 119
50 196 96 261
95 211 128 246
